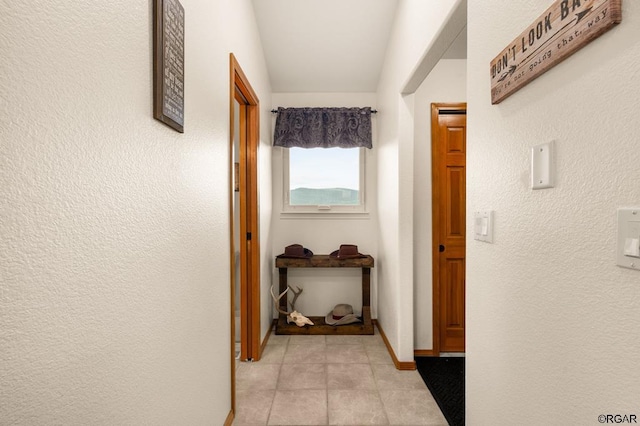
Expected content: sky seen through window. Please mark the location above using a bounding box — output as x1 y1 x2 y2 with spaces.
289 147 359 190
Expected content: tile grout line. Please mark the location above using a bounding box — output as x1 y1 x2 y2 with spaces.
325 358 329 425
323 334 329 426
264 332 287 426
370 326 391 425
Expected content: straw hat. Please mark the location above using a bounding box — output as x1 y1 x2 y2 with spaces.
325 304 361 326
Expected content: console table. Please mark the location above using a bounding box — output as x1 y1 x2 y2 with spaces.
275 254 375 335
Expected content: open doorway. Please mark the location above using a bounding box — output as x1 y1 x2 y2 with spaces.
403 0 466 359
409 5 467 425
229 53 261 414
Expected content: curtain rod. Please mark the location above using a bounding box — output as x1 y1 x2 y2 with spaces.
271 108 377 114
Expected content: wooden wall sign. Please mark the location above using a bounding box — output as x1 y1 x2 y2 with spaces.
490 0 622 104
153 0 185 132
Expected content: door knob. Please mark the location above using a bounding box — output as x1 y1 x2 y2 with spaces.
439 245 445 252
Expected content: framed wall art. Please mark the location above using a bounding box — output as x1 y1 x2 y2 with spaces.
490 0 622 104
153 0 185 132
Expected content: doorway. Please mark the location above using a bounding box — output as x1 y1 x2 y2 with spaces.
431 103 466 355
229 53 261 412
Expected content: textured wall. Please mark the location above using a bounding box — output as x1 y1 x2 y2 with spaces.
466 1 640 424
0 0 271 423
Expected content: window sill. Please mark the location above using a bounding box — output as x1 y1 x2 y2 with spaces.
279 210 370 220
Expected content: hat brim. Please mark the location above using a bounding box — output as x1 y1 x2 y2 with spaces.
278 248 314 258
325 312 361 326
329 250 366 259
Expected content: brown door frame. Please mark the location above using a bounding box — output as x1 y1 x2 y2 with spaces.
431 102 466 356
229 53 261 414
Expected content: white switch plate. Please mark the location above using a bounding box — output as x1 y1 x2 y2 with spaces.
531 141 555 189
474 211 494 243
617 207 640 270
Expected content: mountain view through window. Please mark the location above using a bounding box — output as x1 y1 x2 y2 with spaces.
289 147 360 206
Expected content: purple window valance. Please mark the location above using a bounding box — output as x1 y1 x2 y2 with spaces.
273 107 372 149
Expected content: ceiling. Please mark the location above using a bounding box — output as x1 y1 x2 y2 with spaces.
252 0 467 93
252 0 398 93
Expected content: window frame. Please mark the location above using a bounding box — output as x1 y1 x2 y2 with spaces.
282 147 367 215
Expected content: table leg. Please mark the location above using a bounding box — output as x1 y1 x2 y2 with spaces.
362 267 371 329
278 268 288 312
362 267 371 307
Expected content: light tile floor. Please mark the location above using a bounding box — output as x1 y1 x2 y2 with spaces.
233 327 447 426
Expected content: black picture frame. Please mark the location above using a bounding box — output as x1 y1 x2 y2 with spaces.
153 0 185 133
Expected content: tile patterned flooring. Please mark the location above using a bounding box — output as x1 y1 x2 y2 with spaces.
233 327 447 426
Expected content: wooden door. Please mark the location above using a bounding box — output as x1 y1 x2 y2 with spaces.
230 52 261 419
431 103 466 354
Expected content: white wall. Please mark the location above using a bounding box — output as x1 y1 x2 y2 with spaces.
467 1 640 425
413 59 467 350
376 0 461 362
0 0 271 424
270 93 378 318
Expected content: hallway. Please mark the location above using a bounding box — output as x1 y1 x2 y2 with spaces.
4 1 640 424
233 326 446 425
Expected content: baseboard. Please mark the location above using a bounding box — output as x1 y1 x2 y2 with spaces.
224 410 234 426
414 349 437 357
259 319 277 357
373 320 416 371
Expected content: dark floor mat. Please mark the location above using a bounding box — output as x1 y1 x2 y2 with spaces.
415 356 464 426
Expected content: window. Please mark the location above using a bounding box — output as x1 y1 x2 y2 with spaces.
283 147 365 213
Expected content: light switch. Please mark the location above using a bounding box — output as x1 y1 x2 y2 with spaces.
616 208 640 270
531 141 555 190
624 238 640 257
474 211 494 243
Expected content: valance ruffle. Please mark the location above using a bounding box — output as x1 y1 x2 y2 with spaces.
273 107 372 149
